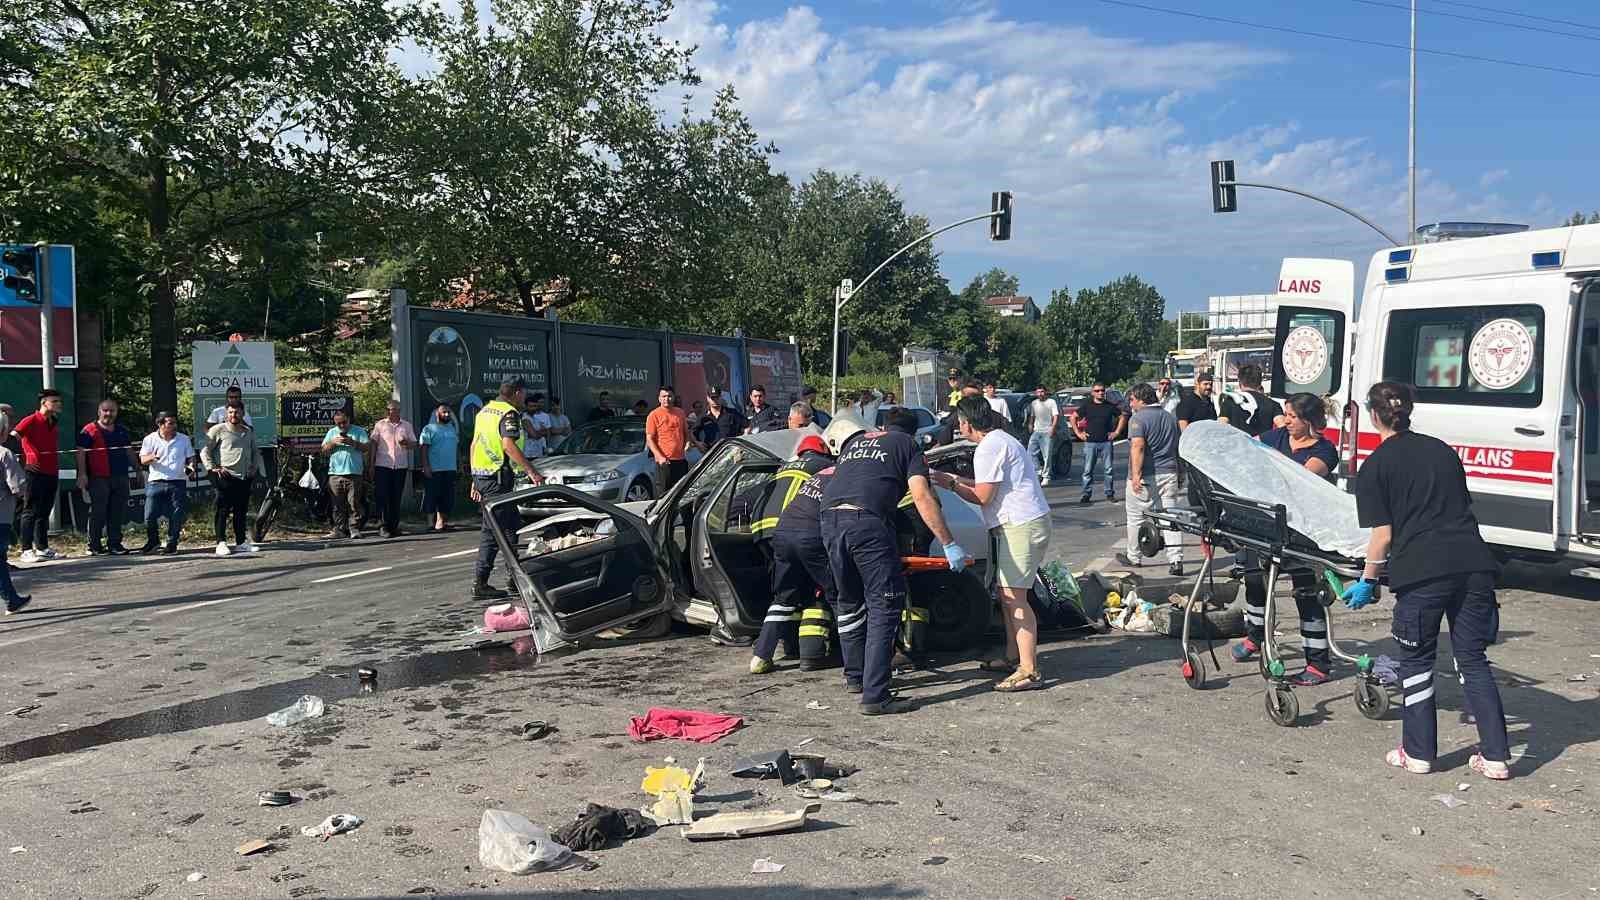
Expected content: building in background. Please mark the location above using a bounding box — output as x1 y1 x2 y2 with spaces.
984 294 1040 324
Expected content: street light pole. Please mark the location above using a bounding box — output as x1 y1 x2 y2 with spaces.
1220 179 1402 247
1409 0 1418 241
36 241 52 392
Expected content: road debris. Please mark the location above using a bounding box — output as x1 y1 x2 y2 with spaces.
1410 827 1425 836
478 809 574 874
922 856 948 866
256 790 296 807
751 858 785 874
1430 794 1468 809
1019 853 1052 864
6 704 40 717
805 700 830 710
627 707 744 743
791 753 827 780
234 839 274 856
482 603 530 633
640 758 706 826
8 847 25 854
732 750 799 785
302 813 364 840
265 695 325 727
186 873 206 883
514 721 554 741
681 803 821 841
552 803 651 851
1457 783 1471 792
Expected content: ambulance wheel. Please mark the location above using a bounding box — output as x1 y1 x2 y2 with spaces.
1136 521 1164 559
912 571 988 653
1182 650 1206 690
1265 685 1299 727
1355 678 1390 720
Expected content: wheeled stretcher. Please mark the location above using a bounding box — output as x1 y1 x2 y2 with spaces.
1141 460 1391 728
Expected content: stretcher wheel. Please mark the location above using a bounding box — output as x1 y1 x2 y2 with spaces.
1265 685 1300 727
1181 650 1206 690
1354 678 1389 720
1136 521 1164 559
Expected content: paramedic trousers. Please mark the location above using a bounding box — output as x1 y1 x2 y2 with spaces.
474 475 521 583
821 507 904 706
1392 571 1509 764
1243 556 1329 671
754 529 843 671
1124 473 1182 565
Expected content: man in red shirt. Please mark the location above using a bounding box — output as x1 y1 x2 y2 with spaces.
11 389 63 562
644 386 690 493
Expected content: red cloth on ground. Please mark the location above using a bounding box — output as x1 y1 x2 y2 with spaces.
627 707 745 743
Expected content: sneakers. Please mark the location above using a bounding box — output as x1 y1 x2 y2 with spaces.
1385 746 1433 774
1469 753 1511 780
1079 494 1091 505
860 697 915 716
1231 637 1259 662
749 656 774 675
36 548 58 561
5 595 31 615
215 541 233 557
234 542 259 554
1115 552 1143 568
1168 562 1184 577
1291 665 1331 686
844 680 863 694
19 549 39 564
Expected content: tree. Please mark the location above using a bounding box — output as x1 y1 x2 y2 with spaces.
1040 275 1167 386
1564 211 1600 227
1 0 427 415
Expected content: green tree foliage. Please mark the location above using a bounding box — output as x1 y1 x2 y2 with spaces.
1564 211 1600 227
1040 275 1166 386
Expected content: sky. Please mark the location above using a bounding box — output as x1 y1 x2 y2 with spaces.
652 0 1598 316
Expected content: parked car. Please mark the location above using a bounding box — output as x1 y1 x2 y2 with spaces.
487 431 995 654
529 416 703 504
1048 386 1127 479
876 405 940 446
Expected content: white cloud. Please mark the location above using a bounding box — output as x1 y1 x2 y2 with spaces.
1479 168 1509 189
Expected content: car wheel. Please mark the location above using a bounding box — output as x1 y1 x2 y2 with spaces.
625 478 655 502
1053 440 1074 480
909 570 989 653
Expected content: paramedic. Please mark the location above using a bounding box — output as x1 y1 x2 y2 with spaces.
820 414 967 715
748 434 836 674
1346 381 1510 780
470 377 545 602
1230 393 1340 684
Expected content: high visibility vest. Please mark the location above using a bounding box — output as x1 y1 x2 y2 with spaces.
471 399 518 476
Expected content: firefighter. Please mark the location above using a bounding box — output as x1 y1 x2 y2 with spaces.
748 434 836 674
469 377 545 601
819 413 967 715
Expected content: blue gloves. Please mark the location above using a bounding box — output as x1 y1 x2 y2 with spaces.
942 543 969 572
1342 579 1378 610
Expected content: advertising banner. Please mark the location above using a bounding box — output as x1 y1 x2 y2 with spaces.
560 326 665 423
746 340 803 406
411 309 554 444
192 340 277 445
280 393 354 453
671 334 746 409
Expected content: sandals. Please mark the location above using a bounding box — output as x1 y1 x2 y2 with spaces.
978 657 1018 673
994 669 1043 692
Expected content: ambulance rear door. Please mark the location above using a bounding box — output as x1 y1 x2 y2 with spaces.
1270 258 1357 468
1372 275 1568 552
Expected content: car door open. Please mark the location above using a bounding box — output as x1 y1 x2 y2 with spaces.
484 485 669 650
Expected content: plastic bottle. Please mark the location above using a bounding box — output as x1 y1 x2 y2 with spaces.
265 695 326 727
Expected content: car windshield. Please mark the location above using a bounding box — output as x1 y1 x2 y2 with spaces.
554 421 645 455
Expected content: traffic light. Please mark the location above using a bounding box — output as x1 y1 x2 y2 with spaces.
1 246 41 304
835 328 850 377
1210 160 1238 214
990 191 1013 241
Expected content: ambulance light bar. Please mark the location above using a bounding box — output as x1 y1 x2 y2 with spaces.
1532 251 1563 269
1388 249 1414 265
1385 267 1410 283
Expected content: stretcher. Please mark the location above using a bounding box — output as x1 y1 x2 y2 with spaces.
1141 459 1392 728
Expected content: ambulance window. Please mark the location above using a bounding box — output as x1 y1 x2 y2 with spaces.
1272 307 1344 396
1383 305 1543 408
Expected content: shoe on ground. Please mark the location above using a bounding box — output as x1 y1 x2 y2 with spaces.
325 530 343 540
160 545 178 555
1115 552 1144 568
749 656 774 675
471 580 505 602
5 595 31 615
1231 637 1259 662
19 549 38 564
845 680 863 694
1469 753 1511 780
38 548 58 560
1291 665 1331 686
110 545 130 555
1386 746 1432 774
346 529 362 539
235 542 259 554
861 697 915 716
138 544 159 555
215 541 232 557
1168 562 1184 577
1106 494 1117 503
708 626 754 648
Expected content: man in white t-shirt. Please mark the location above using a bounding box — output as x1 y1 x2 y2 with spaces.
982 382 1010 424
521 393 552 459
205 385 255 429
546 396 573 451
138 413 197 555
1023 386 1061 487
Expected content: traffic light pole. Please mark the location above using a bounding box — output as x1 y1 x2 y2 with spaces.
1219 180 1401 247
36 242 53 391
830 209 1005 413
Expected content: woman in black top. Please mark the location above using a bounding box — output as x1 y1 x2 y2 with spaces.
1347 382 1510 780
1232 393 1341 682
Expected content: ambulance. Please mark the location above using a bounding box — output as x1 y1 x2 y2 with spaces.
1269 222 1600 570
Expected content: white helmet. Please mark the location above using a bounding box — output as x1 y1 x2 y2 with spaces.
821 413 869 456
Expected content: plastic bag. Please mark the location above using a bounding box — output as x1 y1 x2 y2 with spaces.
265 695 325 727
298 468 320 490
478 809 574 875
483 603 530 633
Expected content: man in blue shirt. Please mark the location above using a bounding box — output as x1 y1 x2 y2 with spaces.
419 403 461 532
322 408 370 539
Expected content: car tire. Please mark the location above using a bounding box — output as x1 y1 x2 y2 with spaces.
910 570 990 653
625 478 655 502
1053 440 1074 480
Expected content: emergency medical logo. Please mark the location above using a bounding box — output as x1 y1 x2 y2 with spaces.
1280 326 1329 385
1468 318 1535 390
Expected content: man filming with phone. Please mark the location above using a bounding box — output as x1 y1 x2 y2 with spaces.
321 408 370 540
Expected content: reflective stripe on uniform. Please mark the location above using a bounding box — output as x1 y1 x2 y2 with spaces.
471 399 519 476
751 469 816 535
902 606 930 623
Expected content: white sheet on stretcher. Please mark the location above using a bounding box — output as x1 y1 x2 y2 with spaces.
1178 420 1370 559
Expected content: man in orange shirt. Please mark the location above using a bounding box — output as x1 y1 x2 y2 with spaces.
645 386 690 493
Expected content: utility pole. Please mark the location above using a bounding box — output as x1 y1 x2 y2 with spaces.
36 242 52 391
1409 0 1417 242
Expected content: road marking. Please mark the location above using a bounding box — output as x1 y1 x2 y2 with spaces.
432 549 477 560
153 596 244 616
311 566 392 584
0 629 65 649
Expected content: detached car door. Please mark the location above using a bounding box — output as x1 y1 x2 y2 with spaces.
483 485 670 643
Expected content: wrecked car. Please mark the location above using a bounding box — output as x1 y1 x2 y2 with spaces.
483 430 996 654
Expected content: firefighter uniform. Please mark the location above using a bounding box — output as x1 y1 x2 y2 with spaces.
748 442 835 668
470 394 527 596
768 470 843 672
820 427 930 709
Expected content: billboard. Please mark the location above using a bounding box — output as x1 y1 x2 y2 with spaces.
409 308 554 443
280 393 354 453
746 340 803 406
0 244 77 368
672 334 746 409
192 340 278 445
560 325 665 422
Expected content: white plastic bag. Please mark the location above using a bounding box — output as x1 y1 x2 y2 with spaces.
479 809 574 875
298 468 320 490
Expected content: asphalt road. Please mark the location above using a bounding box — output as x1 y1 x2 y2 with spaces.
2 448 1599 899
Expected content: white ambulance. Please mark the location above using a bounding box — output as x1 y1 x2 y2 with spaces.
1268 223 1600 569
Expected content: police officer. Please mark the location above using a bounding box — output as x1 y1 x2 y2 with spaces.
749 434 835 674
819 414 968 715
470 377 545 601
